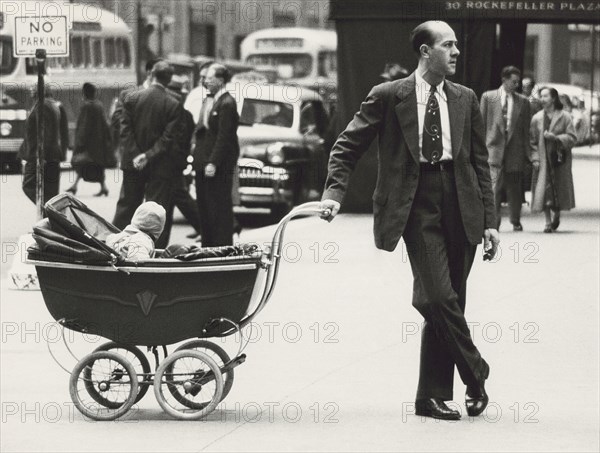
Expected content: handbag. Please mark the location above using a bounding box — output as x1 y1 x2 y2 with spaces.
71 151 104 182
548 142 565 167
71 151 93 168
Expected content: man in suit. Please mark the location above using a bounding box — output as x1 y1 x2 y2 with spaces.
480 66 531 231
193 63 240 247
166 78 203 240
20 86 69 208
113 61 183 248
522 76 542 115
320 21 499 420
110 58 162 158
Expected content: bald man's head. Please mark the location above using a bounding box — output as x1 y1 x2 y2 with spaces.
410 21 454 57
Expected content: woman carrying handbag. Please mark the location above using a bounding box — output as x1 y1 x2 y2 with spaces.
529 87 577 233
67 83 115 196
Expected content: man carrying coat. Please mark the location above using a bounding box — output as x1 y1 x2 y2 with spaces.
320 21 499 420
20 86 69 208
480 66 531 231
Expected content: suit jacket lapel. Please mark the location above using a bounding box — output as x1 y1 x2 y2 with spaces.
394 75 420 164
445 81 465 159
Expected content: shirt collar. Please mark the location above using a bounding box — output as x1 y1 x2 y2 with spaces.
415 71 447 102
212 87 227 103
500 85 512 99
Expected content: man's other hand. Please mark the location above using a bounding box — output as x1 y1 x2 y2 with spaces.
133 153 148 170
483 228 500 261
204 163 216 178
319 199 341 222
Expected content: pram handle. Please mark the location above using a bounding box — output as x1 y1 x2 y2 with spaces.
235 202 330 331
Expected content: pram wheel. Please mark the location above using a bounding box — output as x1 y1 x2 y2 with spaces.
69 351 139 421
154 350 223 420
92 342 152 404
175 340 234 402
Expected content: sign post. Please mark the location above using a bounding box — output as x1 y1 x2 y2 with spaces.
13 15 69 220
35 49 46 220
9 15 70 291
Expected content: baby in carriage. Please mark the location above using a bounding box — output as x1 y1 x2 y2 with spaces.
106 201 166 261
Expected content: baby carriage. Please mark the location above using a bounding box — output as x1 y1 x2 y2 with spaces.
27 193 329 421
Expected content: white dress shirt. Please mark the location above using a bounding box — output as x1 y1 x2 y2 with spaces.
415 71 453 162
201 87 229 129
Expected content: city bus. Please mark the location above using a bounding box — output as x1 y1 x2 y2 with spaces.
240 27 337 111
0 4 136 172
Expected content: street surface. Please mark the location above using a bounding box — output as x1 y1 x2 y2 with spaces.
1 147 599 452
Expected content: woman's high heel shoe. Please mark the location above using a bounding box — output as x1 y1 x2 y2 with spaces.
543 224 553 233
550 213 560 231
94 188 109 197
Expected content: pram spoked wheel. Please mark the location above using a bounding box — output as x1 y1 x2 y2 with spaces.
92 342 152 404
69 351 139 421
154 350 223 420
175 340 234 402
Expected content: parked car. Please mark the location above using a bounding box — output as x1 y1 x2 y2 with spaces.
236 83 330 219
184 82 330 220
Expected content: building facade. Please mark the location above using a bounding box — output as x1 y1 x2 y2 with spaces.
80 0 332 79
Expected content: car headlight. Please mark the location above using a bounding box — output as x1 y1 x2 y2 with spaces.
266 142 284 165
0 122 12 137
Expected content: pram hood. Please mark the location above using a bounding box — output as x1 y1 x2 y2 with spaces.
27 193 262 266
28 193 121 265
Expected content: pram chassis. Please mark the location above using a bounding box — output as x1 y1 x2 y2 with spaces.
30 202 329 420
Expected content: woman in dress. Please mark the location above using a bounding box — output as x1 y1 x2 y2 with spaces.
66 83 114 196
530 87 577 232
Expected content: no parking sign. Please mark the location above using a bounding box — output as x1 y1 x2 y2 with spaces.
13 15 69 57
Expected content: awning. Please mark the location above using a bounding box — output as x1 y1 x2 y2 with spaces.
330 0 600 23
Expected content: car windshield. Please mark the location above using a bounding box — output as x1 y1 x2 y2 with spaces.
246 53 312 79
240 99 294 128
0 38 17 77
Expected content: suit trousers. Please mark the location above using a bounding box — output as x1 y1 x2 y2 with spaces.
172 175 203 235
490 166 523 228
22 161 61 209
402 165 485 400
195 169 234 247
112 169 175 249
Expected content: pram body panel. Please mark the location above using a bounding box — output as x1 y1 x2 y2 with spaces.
34 259 261 346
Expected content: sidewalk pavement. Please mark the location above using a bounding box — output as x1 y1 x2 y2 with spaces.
1 205 599 452
572 143 599 160
1 145 598 452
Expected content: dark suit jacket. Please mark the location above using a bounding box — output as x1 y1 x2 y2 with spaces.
120 84 183 178
193 92 240 173
111 83 143 158
21 98 69 163
480 89 531 172
322 73 496 250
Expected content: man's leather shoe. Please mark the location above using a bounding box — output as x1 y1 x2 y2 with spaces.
512 222 523 231
415 398 461 420
465 362 490 416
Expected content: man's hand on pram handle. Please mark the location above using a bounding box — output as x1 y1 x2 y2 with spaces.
319 199 340 222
